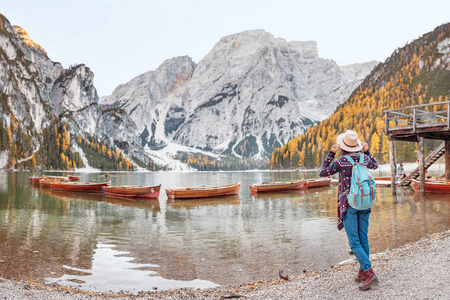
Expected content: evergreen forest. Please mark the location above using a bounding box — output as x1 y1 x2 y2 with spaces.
1 113 134 171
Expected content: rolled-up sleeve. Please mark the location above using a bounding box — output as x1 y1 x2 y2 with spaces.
319 151 340 177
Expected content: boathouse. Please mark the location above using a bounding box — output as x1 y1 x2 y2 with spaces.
385 101 450 194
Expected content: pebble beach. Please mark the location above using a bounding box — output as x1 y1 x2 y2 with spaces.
1 230 448 299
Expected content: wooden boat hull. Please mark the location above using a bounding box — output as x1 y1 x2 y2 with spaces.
103 185 161 199
411 178 450 194
249 179 306 193
374 176 391 181
306 177 332 188
166 182 240 199
50 182 110 193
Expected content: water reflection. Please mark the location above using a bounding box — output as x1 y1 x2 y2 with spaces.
103 197 161 211
46 243 218 293
0 171 448 294
168 195 240 209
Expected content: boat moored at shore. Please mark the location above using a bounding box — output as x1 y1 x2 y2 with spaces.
103 185 161 199
411 178 450 193
306 177 332 188
166 182 240 199
249 179 306 193
50 181 110 193
29 176 44 184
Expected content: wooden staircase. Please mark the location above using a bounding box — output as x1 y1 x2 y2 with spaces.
398 142 446 186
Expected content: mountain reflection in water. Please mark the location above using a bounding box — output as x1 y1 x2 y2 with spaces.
0 171 448 294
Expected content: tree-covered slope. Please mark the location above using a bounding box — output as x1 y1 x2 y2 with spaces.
271 23 450 169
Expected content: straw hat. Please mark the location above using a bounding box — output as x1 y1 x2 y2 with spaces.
336 130 362 152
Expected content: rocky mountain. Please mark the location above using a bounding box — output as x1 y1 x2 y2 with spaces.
0 11 377 170
102 30 377 161
0 13 137 170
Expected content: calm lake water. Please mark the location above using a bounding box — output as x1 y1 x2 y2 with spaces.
0 170 448 294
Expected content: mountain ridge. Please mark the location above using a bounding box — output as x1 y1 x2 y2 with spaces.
0 13 377 170
101 29 377 164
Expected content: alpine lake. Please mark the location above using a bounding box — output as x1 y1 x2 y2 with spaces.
0 169 448 294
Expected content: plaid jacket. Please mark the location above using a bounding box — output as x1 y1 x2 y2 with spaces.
319 151 378 230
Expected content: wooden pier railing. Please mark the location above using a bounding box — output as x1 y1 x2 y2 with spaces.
385 101 450 140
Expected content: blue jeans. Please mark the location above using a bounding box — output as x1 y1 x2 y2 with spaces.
343 207 371 271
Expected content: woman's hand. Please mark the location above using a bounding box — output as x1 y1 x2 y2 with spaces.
361 142 369 152
331 144 340 153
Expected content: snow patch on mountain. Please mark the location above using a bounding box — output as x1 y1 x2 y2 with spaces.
0 151 8 169
144 143 225 171
17 144 40 164
71 142 100 172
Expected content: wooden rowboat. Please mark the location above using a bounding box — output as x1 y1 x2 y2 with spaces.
29 176 44 183
103 185 161 199
43 175 68 181
306 177 332 188
39 179 60 188
249 179 306 193
166 182 240 199
411 178 450 194
50 181 110 193
68 175 81 182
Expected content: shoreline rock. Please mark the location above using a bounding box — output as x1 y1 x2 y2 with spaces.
1 230 448 299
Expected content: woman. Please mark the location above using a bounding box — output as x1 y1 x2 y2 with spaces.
319 130 379 291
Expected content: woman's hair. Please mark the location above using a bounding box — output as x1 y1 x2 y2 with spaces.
341 149 362 156
341 149 351 156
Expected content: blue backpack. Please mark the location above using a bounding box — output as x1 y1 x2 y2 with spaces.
345 155 377 210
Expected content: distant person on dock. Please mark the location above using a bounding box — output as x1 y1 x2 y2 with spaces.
319 130 379 291
398 162 405 179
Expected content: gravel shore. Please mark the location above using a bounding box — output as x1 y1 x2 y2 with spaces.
1 230 449 299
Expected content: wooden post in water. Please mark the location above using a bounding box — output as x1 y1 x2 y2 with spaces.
389 139 396 195
418 136 425 194
446 141 450 180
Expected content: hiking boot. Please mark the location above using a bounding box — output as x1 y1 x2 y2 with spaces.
355 269 365 282
359 268 379 291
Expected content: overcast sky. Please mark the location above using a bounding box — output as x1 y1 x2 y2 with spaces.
1 0 449 96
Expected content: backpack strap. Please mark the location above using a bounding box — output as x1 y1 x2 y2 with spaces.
345 155 355 165
345 155 364 205
359 154 376 201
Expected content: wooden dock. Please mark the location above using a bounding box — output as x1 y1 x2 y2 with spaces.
385 101 450 194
